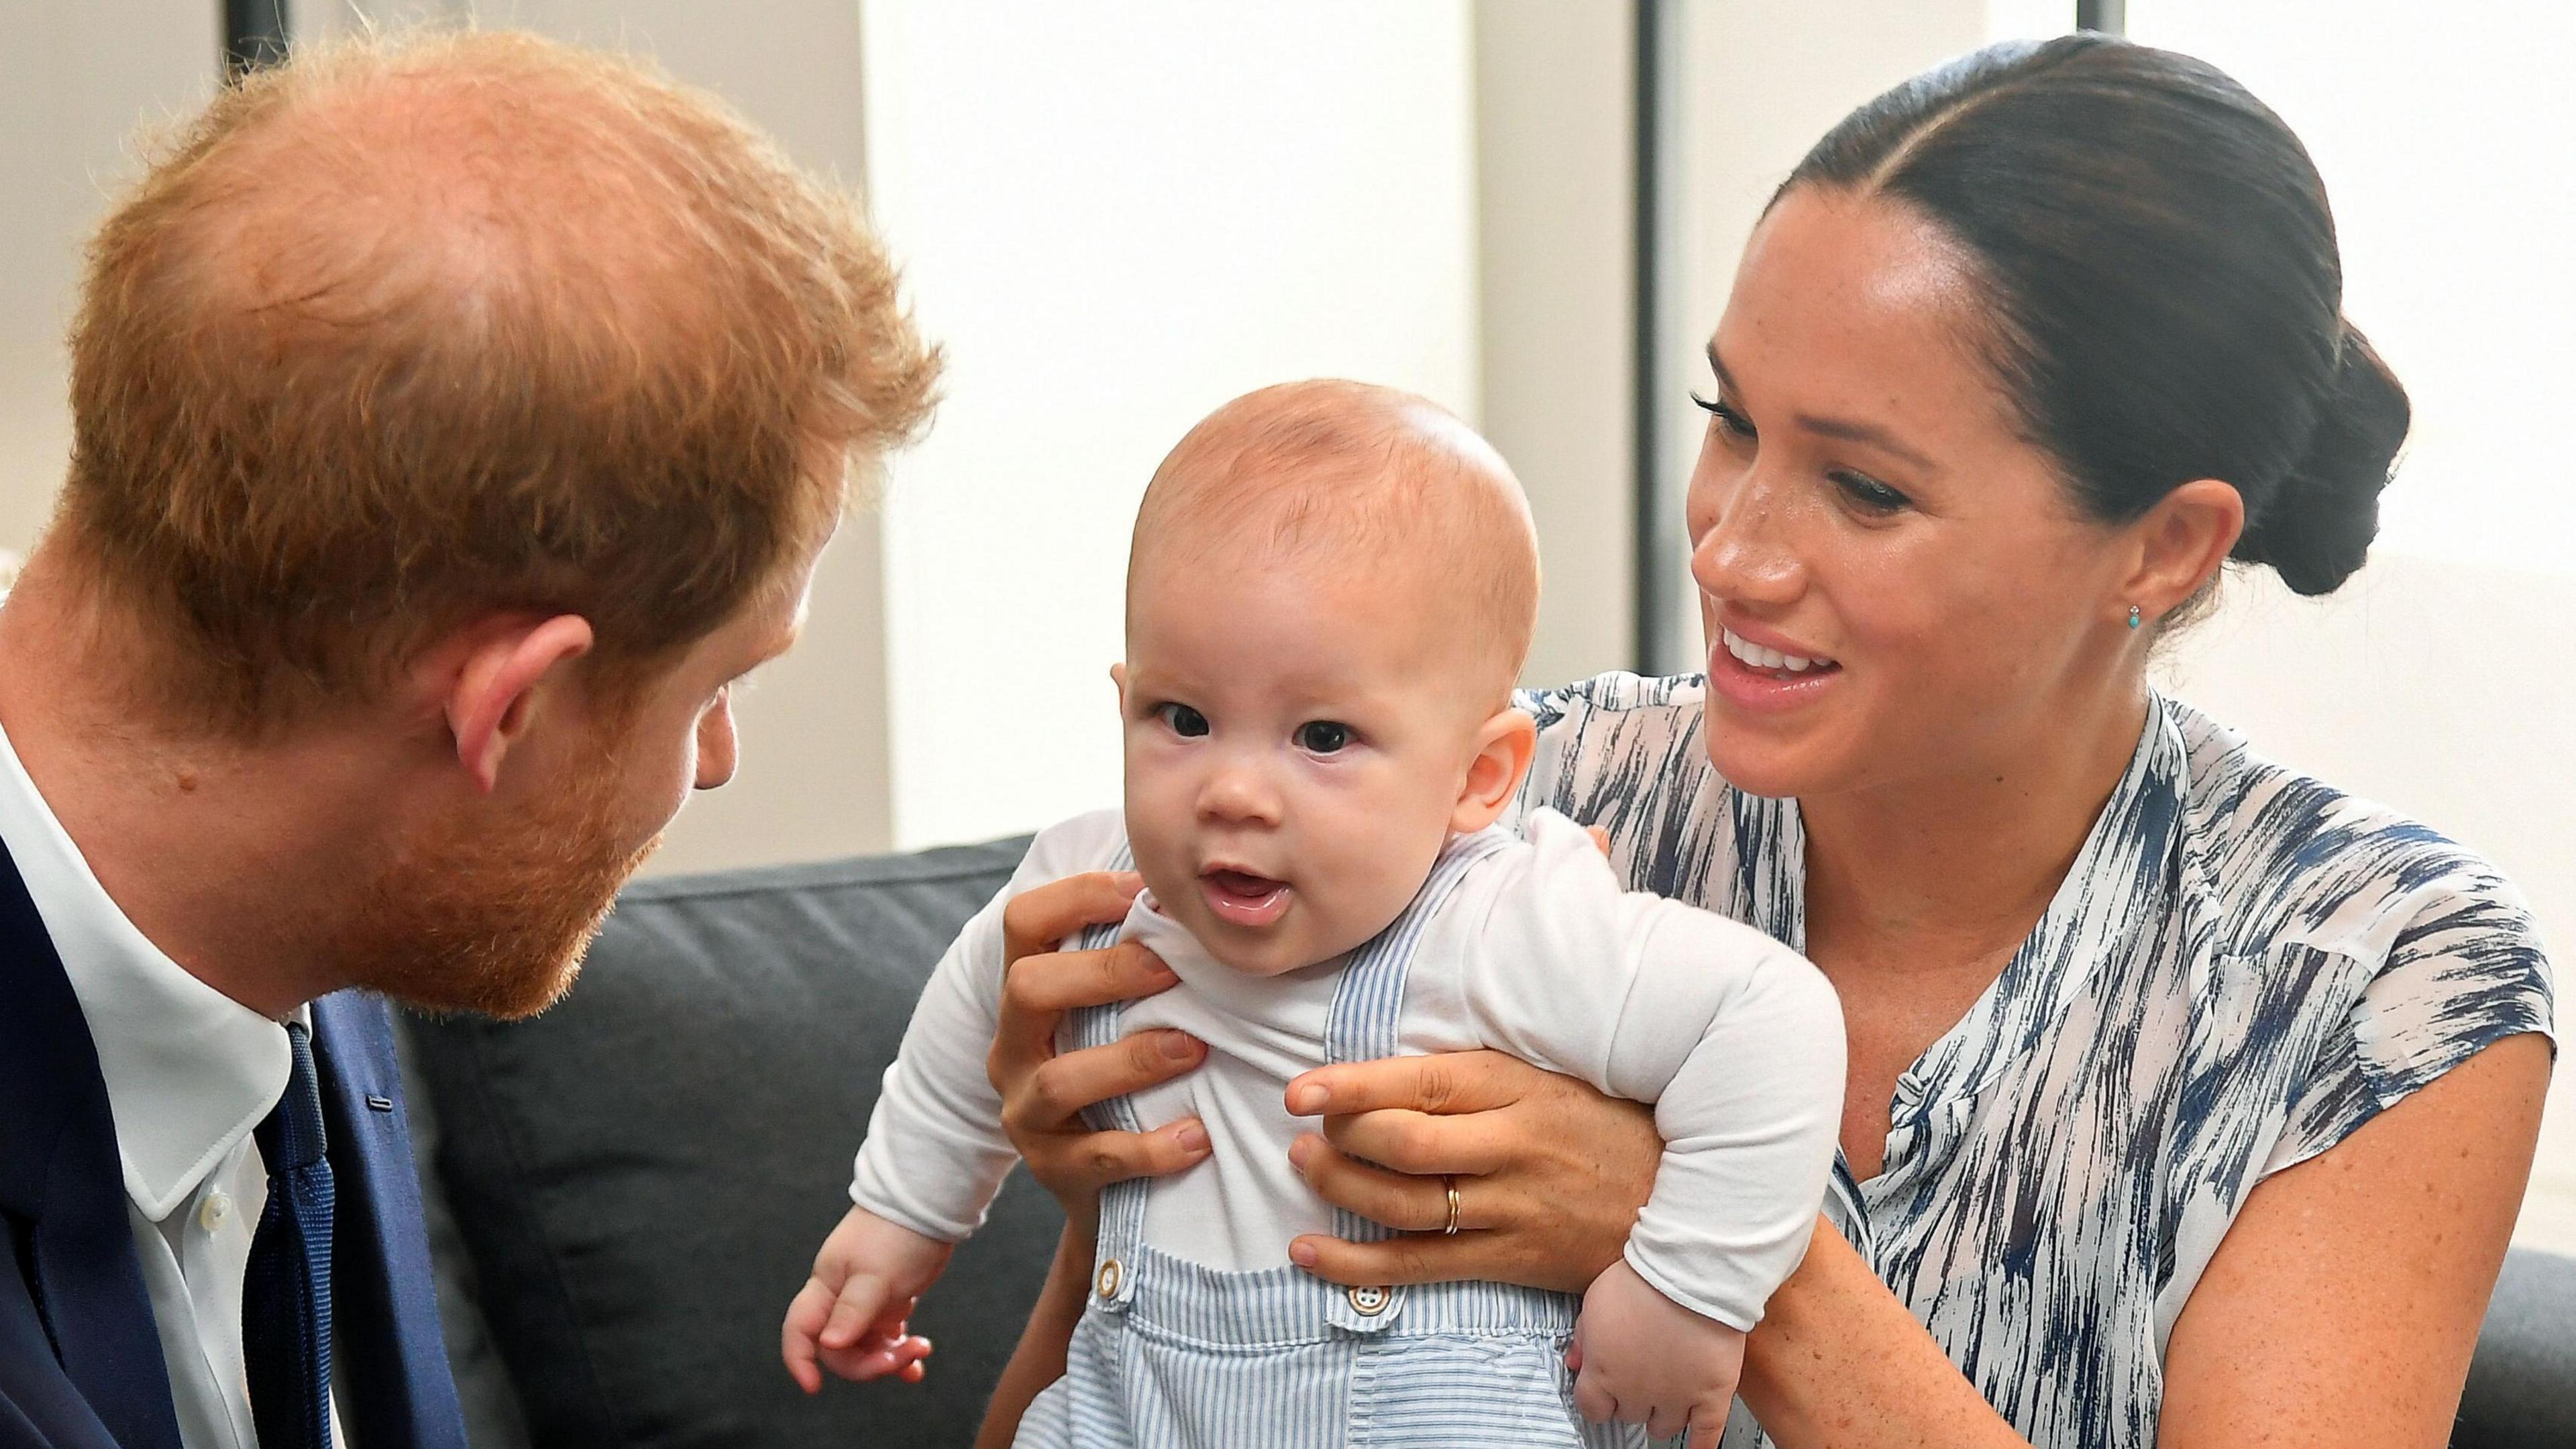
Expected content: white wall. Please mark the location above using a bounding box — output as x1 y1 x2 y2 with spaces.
1476 1 1638 688
0 4 219 553
859 1 1481 849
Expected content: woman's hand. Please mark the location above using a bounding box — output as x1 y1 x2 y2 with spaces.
987 870 1213 1222
1278 1049 1660 1294
973 870 1212 1449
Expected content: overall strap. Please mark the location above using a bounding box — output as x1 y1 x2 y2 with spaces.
1061 841 1152 1312
1315 825 1516 1335
1323 824 1516 1071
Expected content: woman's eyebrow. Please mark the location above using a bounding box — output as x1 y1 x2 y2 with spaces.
1707 342 1939 474
1796 414 1939 473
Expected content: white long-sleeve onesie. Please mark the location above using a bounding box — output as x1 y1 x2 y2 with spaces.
851 807 1844 1329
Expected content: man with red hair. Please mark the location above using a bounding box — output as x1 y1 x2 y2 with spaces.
0 32 936 1449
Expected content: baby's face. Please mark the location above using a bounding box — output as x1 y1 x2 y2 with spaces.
1119 549 1490 977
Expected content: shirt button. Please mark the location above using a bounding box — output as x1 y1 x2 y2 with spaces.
1095 1258 1122 1300
198 1190 233 1232
1346 1285 1391 1316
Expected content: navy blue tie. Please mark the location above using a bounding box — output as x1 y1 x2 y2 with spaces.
244 1020 335 1449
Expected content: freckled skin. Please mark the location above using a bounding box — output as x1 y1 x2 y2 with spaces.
1688 187 2135 807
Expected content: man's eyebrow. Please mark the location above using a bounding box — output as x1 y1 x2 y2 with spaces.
1705 342 1939 474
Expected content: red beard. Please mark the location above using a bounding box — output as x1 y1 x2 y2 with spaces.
341 735 662 1020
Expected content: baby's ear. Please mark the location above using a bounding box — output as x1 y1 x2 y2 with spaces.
1452 708 1537 834
1110 663 1128 710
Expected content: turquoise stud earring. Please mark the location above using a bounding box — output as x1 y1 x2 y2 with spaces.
2127 604 2143 630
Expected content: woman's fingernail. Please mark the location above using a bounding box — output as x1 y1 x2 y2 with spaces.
1288 1135 1314 1169
1287 1083 1325 1114
1175 1122 1210 1153
1289 1239 1319 1268
1161 1032 1200 1061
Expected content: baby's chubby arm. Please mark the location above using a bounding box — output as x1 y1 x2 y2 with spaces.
782 1205 953 1393
1436 811 1845 1428
1572 1259 1745 1448
782 810 1132 1389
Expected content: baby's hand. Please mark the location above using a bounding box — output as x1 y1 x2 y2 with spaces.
1568 1258 1745 1449
780 1205 955 1394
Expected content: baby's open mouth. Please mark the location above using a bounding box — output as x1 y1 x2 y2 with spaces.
1200 867 1293 928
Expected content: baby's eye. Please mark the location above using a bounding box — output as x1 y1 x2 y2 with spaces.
1157 703 1211 737
1295 720 1352 754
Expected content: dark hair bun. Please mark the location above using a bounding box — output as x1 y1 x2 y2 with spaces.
2232 325 2409 596
1781 36 2410 603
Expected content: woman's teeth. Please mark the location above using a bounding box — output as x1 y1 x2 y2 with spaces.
1721 627 1835 674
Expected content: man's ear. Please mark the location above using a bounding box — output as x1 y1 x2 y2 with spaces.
443 615 597 792
1452 707 1538 834
2118 478 2244 631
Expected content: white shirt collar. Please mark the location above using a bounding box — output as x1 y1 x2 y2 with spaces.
0 714 288 1221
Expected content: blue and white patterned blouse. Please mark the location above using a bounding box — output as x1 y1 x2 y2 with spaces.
1512 673 2555 1449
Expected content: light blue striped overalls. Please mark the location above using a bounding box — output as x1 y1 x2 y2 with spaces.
1016 830 1650 1449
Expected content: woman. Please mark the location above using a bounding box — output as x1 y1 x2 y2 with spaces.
971 36 2554 1448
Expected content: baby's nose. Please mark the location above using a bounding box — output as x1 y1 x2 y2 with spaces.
1197 763 1284 824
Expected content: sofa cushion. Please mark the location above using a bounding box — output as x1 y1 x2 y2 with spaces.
2455 1246 2576 1448
403 837 1059 1449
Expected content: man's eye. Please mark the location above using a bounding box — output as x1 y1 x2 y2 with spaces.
1295 720 1352 753
1157 703 1210 737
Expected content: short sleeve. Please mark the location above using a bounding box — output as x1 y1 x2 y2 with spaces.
1513 672 1708 826
2263 871 2555 1178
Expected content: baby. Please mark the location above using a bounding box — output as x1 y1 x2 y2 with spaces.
783 381 1845 1447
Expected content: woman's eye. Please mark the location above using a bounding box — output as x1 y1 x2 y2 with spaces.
1295 720 1352 754
1157 703 1210 737
1690 390 1756 441
1830 470 1912 515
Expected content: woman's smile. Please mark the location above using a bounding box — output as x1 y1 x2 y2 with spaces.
1706 619 1844 716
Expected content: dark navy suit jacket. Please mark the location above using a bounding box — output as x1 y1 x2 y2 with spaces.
0 838 468 1449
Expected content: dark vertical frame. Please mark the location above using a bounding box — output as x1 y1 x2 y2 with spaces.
225 0 291 79
1630 0 1686 676
2077 0 2126 33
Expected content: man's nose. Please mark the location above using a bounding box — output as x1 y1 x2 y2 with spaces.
694 688 739 791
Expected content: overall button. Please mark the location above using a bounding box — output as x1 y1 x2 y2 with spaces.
1095 1259 1123 1300
197 1190 233 1233
1346 1285 1391 1316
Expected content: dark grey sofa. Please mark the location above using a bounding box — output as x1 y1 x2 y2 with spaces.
398 837 2576 1448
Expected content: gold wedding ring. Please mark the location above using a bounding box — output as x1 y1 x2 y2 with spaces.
1442 1174 1462 1236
